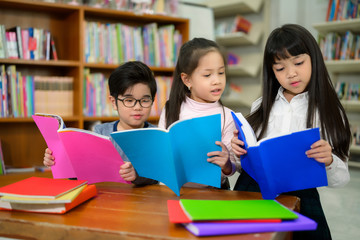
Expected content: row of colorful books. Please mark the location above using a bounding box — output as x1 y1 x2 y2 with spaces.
0 65 73 118
335 81 360 101
319 31 360 61
83 69 172 117
326 0 360 21
39 0 179 16
0 25 58 60
167 199 317 236
0 177 97 214
84 22 182 67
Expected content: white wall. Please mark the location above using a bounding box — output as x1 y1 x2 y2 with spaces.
269 0 328 38
178 1 215 40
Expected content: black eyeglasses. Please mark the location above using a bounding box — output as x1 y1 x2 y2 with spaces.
117 97 153 108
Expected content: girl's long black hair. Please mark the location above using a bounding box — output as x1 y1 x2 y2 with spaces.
164 38 226 128
248 24 351 160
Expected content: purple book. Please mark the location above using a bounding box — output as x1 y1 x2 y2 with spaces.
183 212 317 237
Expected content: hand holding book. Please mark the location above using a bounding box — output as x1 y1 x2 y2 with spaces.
231 112 328 199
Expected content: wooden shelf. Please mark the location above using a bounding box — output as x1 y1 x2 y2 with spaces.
83 115 159 123
205 0 264 17
349 145 360 168
0 0 188 167
314 18 360 169
0 59 80 67
222 84 262 108
325 59 360 73
340 100 360 111
84 63 175 73
216 22 263 47
227 54 262 77
313 18 360 34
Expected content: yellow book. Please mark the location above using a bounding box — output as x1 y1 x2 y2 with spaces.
0 185 86 204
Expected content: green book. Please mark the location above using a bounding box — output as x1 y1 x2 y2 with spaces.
180 199 298 221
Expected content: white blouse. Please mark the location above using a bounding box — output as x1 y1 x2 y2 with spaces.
251 87 350 188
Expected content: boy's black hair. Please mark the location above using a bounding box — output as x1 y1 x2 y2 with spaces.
248 24 351 160
108 61 157 101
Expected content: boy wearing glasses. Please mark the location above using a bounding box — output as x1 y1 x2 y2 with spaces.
43 61 159 185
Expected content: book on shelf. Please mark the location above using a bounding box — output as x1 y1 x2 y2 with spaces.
0 139 4 175
7 26 23 59
2 67 73 118
32 113 130 185
335 81 360 100
5 31 18 59
319 31 360 61
0 177 87 199
0 25 8 59
50 36 58 60
5 166 36 174
326 0 360 21
34 75 73 116
232 15 252 34
231 112 328 199
110 114 223 196
167 199 317 237
150 76 172 117
84 21 181 67
83 69 115 117
21 28 30 60
0 184 97 214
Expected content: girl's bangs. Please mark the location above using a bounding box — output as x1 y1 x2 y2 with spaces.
270 33 308 63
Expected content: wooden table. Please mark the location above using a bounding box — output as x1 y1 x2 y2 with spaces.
0 172 300 240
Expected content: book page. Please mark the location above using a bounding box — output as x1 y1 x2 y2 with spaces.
32 114 76 179
232 112 257 147
58 129 129 184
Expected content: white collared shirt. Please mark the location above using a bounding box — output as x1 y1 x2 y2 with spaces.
251 87 350 187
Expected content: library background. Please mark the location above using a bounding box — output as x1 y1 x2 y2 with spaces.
0 0 359 239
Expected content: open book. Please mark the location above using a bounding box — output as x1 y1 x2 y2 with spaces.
111 114 222 196
33 113 130 184
231 112 328 199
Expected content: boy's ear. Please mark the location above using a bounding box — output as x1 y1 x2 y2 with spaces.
181 73 191 89
109 96 117 110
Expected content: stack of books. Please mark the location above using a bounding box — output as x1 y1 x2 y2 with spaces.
0 177 97 214
167 199 317 237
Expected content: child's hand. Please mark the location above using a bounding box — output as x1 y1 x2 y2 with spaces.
119 162 137 182
231 130 247 158
207 141 232 175
43 148 55 167
306 139 333 166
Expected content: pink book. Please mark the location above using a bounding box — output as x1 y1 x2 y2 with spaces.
21 29 30 60
32 113 130 184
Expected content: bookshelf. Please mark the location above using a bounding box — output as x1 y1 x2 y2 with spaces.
313 18 360 168
0 0 189 168
203 0 269 113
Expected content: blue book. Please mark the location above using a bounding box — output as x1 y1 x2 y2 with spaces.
231 112 328 199
110 114 222 196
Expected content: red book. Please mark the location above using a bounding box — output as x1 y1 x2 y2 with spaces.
167 200 281 224
0 184 97 214
51 37 58 60
0 177 87 199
